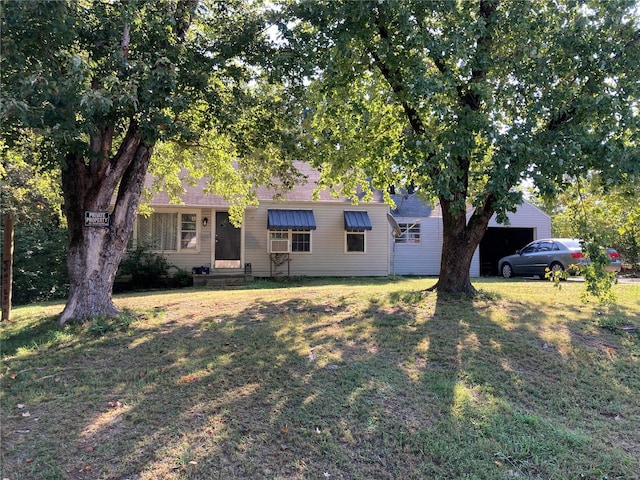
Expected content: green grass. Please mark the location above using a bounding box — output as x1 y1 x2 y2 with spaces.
2 277 639 479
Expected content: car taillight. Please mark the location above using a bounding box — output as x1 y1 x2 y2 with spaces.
609 251 619 259
571 252 584 259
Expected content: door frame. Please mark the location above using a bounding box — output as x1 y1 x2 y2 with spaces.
211 210 243 270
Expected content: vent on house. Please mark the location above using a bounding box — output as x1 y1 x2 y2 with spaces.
270 239 290 253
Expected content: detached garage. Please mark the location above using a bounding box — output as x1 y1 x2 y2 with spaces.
389 195 551 277
478 201 552 276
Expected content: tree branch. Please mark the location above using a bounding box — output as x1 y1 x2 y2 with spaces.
121 23 130 60
457 0 498 111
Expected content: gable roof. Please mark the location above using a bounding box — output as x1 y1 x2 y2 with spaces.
147 162 385 207
390 193 549 222
390 193 434 218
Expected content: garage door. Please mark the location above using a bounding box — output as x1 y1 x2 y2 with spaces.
479 227 534 276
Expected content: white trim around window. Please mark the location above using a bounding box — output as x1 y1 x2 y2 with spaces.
130 209 201 253
268 230 313 253
395 222 421 244
345 231 366 253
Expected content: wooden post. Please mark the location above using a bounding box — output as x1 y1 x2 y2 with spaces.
1 212 14 322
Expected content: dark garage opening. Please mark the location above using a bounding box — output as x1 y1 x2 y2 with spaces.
480 227 534 276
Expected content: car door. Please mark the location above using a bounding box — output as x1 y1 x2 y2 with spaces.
513 242 539 275
532 240 556 276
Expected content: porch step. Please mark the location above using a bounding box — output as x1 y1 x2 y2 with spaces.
192 274 251 287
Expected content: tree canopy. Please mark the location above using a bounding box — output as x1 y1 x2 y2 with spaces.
1 0 298 214
276 0 640 292
1 0 299 322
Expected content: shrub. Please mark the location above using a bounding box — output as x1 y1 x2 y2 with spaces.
170 268 193 288
117 244 172 289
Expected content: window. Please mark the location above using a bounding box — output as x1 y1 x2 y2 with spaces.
537 241 558 252
137 212 178 251
346 232 365 253
133 211 199 252
269 230 312 253
395 222 421 244
270 232 289 253
292 232 311 252
343 211 370 253
180 213 197 250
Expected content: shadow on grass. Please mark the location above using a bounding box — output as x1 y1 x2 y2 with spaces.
0 314 65 357
2 280 639 479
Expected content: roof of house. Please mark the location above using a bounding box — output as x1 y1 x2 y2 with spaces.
390 193 550 221
390 193 434 218
147 162 385 207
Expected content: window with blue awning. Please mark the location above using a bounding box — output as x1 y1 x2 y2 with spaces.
267 209 317 231
344 211 372 231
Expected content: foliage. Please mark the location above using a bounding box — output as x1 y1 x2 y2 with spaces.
1 0 301 320
0 141 64 224
170 267 193 288
1 0 300 219
11 223 69 305
1 142 67 305
546 176 640 269
117 244 173 289
274 0 640 293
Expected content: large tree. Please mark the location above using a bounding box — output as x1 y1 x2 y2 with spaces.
1 0 297 323
277 0 640 293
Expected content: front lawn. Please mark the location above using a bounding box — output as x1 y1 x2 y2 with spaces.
2 277 639 479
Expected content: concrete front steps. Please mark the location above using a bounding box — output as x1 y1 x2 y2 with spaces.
192 273 252 287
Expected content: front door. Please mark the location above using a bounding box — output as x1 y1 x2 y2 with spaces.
214 212 241 268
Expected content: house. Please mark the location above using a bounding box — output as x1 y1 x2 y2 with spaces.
129 163 390 279
389 193 552 277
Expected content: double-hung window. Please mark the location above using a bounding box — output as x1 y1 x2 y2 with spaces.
395 222 421 244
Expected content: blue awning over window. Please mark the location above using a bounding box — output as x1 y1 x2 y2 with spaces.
344 211 372 231
267 209 316 231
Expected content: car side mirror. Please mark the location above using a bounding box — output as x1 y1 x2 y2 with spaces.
516 249 521 255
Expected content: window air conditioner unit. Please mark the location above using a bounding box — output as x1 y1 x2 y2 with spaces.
270 239 290 253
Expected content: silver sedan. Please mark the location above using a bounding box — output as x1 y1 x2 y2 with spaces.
498 238 622 278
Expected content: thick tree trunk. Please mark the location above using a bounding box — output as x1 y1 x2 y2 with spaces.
61 227 125 321
58 122 153 325
431 197 494 294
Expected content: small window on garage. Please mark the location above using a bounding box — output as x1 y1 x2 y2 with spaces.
395 222 421 244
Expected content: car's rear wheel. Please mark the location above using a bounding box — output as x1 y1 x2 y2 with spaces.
550 262 565 276
501 263 513 278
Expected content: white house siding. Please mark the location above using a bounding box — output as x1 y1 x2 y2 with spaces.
391 216 442 276
486 201 552 237
243 201 390 277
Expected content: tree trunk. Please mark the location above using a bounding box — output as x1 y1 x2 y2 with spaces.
1 212 14 322
58 123 153 325
431 197 494 294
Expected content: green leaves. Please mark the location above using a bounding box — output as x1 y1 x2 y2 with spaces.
278 0 639 214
